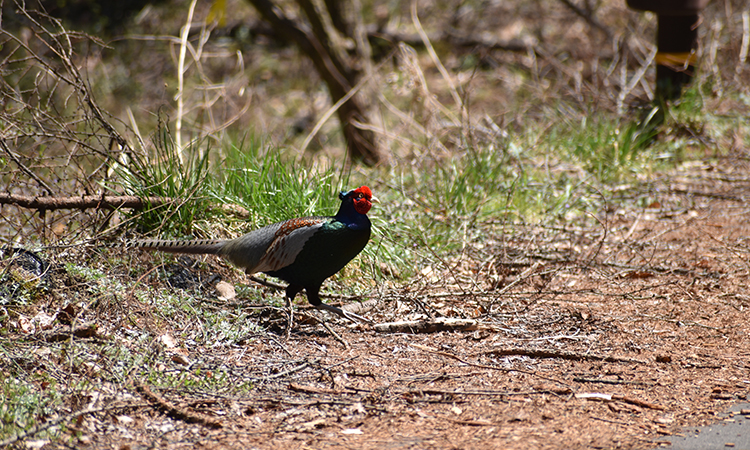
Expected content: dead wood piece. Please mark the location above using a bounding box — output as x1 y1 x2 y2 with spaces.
367 26 532 53
288 383 344 395
0 193 172 211
248 275 287 291
573 377 652 386
135 382 223 429
449 418 496 426
557 0 612 39
319 320 350 349
247 21 534 54
373 317 479 334
247 361 311 382
39 324 102 342
415 388 518 397
220 203 251 218
401 387 571 398
1 140 55 195
576 392 666 411
483 348 648 364
612 394 666 411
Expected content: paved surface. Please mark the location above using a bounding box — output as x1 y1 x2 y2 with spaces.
665 403 750 450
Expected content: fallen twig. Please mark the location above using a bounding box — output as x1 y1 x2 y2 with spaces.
0 193 172 210
449 418 497 426
573 377 652 386
404 387 572 397
246 360 312 382
135 381 223 429
613 394 666 411
557 0 612 39
482 348 649 365
374 317 480 334
288 382 359 396
576 392 665 410
38 324 103 342
319 319 350 349
0 193 250 217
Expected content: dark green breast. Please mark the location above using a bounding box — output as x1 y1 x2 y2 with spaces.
265 219 371 287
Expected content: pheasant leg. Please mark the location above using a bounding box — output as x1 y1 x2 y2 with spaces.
283 299 295 337
315 302 372 324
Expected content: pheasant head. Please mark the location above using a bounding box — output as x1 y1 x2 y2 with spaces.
336 186 378 225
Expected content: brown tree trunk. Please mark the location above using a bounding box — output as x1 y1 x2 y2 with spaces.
245 0 380 166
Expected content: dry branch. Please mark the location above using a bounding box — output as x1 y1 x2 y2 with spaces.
135 381 223 429
0 193 172 211
576 392 665 411
483 348 648 365
0 140 55 195
39 324 102 342
245 20 533 54
374 317 480 334
557 0 612 39
612 394 666 411
246 361 312 382
0 194 251 218
573 377 652 386
410 387 573 397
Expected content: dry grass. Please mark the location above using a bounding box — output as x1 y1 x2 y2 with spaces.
1 0 748 243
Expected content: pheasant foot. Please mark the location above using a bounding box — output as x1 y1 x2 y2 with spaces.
315 303 372 324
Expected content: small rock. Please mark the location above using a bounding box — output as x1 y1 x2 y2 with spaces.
215 281 236 300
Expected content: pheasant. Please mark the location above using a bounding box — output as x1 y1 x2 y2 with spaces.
128 186 378 323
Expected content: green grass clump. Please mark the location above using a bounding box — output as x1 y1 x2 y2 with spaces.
114 132 365 235
0 372 60 441
110 128 212 237
542 111 661 183
212 138 358 225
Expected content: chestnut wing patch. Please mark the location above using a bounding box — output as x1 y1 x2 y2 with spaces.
252 217 326 273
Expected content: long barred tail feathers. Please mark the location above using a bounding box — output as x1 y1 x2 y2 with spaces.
122 239 227 255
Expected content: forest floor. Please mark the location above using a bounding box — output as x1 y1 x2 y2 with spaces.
3 150 750 450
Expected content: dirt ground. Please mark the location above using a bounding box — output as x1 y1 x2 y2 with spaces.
3 153 750 450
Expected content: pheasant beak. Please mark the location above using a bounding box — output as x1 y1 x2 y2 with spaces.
371 196 380 204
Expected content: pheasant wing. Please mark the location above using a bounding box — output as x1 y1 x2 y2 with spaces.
220 217 327 274
253 217 326 273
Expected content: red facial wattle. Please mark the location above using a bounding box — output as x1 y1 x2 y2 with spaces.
353 198 372 214
352 186 378 215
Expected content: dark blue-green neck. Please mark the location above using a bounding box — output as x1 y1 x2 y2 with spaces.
335 195 371 230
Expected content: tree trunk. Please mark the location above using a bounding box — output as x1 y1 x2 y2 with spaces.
244 0 380 166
